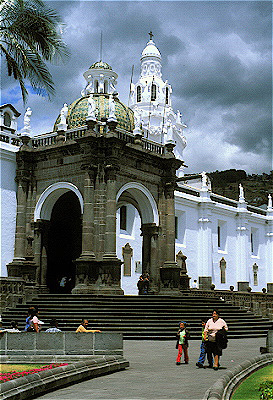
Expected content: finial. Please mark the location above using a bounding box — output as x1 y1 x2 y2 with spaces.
100 31 103 61
148 31 154 41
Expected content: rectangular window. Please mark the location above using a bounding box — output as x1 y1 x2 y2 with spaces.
175 212 186 244
217 220 227 251
251 228 259 256
217 226 221 248
120 205 127 231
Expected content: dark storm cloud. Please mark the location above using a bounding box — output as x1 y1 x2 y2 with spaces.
2 1 272 173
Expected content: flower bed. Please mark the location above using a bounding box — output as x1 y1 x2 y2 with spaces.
0 363 68 382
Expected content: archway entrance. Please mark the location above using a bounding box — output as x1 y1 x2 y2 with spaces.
46 191 82 293
116 183 159 294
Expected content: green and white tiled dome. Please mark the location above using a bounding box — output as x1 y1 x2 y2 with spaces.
54 94 135 132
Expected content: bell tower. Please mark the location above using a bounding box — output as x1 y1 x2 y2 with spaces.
129 33 187 177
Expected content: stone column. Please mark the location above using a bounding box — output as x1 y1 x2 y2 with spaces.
159 182 181 294
73 167 97 294
7 177 38 283
33 220 49 292
80 169 96 259
141 223 159 293
13 179 28 260
104 165 118 257
165 185 176 262
99 164 123 294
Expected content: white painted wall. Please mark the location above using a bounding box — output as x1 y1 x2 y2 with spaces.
1 146 18 276
116 204 143 295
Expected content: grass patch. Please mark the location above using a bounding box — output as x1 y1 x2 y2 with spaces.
0 364 47 373
232 364 273 400
1 363 69 382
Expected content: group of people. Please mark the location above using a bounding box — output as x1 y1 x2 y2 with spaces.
137 273 150 295
176 309 228 370
0 306 101 334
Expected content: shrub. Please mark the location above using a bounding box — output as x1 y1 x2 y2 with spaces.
259 381 273 400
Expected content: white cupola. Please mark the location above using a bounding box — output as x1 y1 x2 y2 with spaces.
81 60 118 96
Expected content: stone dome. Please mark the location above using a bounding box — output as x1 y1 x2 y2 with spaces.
89 61 113 70
54 94 135 132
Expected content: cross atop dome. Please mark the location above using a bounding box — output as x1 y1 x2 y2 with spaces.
148 31 154 41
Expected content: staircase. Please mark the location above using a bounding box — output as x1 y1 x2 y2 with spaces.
1 294 271 339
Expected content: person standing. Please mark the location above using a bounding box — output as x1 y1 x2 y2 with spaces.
196 319 208 368
204 309 228 370
176 321 190 365
29 308 44 332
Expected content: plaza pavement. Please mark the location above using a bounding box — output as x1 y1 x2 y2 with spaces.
36 337 266 400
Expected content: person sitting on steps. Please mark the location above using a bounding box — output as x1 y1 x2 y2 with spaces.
76 318 101 333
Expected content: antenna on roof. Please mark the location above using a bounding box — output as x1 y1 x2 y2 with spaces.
100 31 103 61
128 65 134 106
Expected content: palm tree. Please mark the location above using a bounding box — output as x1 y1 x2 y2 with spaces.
0 0 69 103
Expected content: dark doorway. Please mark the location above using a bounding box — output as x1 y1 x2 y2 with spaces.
47 191 82 293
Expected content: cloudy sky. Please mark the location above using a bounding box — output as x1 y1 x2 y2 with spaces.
2 1 272 174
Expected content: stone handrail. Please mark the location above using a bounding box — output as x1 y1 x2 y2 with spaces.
187 289 273 320
0 277 40 310
0 132 20 146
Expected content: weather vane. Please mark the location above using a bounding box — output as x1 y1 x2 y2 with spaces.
148 31 153 40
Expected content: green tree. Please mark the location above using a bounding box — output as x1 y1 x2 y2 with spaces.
0 0 69 103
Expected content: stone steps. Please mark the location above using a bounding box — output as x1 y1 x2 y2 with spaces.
1 294 271 339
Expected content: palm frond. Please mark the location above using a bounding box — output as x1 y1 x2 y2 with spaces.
0 0 69 103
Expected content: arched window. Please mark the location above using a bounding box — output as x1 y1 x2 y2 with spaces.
95 80 98 93
104 81 108 93
4 112 11 127
165 87 169 105
151 83 157 101
136 86 141 103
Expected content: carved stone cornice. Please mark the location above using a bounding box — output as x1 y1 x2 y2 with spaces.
81 162 98 182
105 163 120 181
141 223 159 238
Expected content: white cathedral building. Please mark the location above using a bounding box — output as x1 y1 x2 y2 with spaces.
1 35 272 295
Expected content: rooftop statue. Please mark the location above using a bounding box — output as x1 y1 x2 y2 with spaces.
60 103 68 125
23 107 32 134
87 94 96 119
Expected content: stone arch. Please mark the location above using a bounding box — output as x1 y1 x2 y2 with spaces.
34 182 84 221
116 182 159 225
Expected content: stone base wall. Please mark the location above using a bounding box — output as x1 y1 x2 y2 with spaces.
0 332 123 363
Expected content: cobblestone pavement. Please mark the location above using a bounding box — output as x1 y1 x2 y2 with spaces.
37 337 265 400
